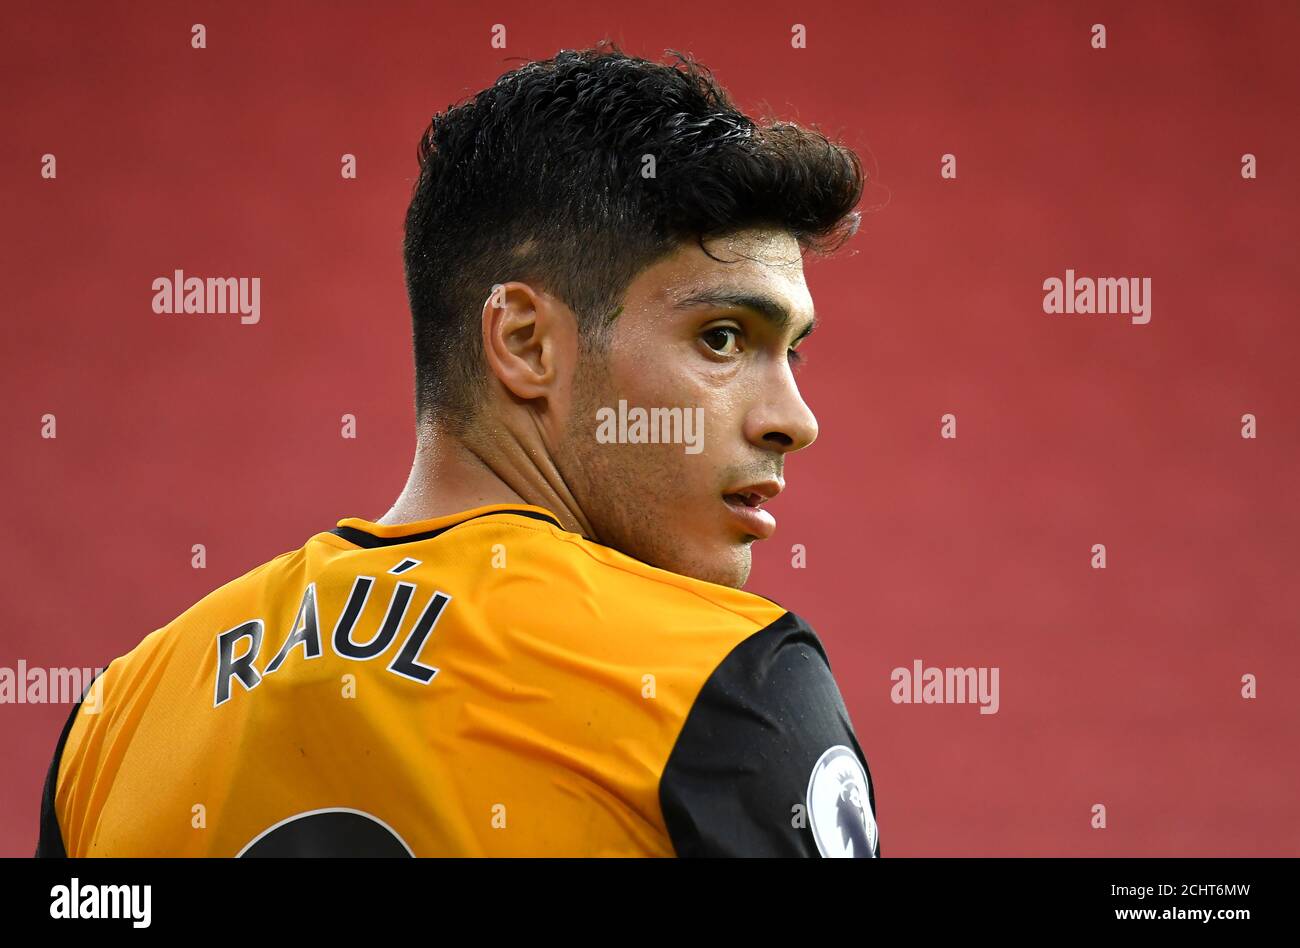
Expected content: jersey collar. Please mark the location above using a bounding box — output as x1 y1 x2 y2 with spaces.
330 503 564 548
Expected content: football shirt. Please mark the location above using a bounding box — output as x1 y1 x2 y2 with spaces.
36 504 879 857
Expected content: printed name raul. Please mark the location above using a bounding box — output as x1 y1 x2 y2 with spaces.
214 573 452 707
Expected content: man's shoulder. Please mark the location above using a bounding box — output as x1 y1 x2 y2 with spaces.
656 607 879 857
118 544 310 666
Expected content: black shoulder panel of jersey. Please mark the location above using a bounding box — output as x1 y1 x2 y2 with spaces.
659 611 880 858
34 678 97 858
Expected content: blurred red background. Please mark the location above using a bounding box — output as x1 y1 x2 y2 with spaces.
2 0 1297 856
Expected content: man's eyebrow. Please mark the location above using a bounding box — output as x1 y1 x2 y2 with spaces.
673 289 818 341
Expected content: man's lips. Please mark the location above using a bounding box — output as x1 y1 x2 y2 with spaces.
721 479 783 540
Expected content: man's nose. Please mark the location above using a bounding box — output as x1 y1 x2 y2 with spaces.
744 374 818 454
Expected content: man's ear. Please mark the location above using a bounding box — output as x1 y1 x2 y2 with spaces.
481 281 575 402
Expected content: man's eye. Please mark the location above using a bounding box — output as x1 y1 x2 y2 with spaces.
788 347 805 366
701 326 741 355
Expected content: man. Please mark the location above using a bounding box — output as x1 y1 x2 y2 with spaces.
36 43 879 857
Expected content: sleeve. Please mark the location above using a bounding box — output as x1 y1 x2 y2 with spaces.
658 610 880 858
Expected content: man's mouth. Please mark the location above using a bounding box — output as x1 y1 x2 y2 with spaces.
721 479 783 540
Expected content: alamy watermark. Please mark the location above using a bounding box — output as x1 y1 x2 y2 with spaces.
595 400 704 454
50 878 151 928
152 269 261 324
0 661 104 708
1043 268 1150 325
891 659 1000 714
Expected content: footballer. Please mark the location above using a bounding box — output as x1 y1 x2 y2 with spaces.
36 43 879 857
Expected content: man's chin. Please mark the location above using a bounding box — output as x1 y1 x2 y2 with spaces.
607 525 753 588
672 541 753 589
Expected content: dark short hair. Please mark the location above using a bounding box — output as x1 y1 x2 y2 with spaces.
403 41 865 429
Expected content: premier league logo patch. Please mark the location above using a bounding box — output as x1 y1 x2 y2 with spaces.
806 745 877 858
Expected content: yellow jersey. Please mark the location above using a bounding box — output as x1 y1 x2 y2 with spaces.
36 504 879 857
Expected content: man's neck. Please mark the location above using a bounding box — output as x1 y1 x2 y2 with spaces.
376 421 595 538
